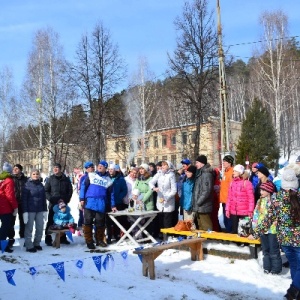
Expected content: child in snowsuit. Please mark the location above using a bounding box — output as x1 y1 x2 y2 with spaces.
52 200 76 233
248 181 282 274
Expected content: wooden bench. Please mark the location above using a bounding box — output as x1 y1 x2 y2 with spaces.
160 228 261 259
47 229 70 248
133 237 206 280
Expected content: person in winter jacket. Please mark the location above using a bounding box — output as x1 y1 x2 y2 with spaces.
180 165 196 221
80 160 116 249
225 164 254 234
250 168 300 300
106 164 128 243
249 162 260 190
7 164 27 247
0 162 18 253
149 160 177 228
219 155 234 233
248 181 282 274
192 155 214 231
22 169 47 252
44 163 73 246
53 200 75 230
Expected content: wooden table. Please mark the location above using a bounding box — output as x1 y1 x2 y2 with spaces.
107 210 158 246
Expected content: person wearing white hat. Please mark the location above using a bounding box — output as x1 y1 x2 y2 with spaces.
225 164 255 234
250 168 300 299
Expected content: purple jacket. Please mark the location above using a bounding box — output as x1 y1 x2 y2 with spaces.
226 177 254 216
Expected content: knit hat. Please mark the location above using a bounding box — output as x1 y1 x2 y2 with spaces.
14 164 23 171
53 163 62 169
139 163 149 172
257 166 270 177
196 155 207 165
233 164 244 174
181 159 191 165
84 161 94 169
98 160 108 168
186 165 197 176
260 181 275 194
3 162 13 173
223 155 234 165
58 201 66 209
281 169 299 190
132 189 140 196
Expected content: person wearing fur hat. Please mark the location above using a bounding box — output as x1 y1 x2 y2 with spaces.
22 169 47 252
250 168 300 299
225 164 255 234
191 155 214 231
7 163 28 247
0 162 18 253
248 181 282 274
180 165 196 221
149 160 177 228
220 155 234 233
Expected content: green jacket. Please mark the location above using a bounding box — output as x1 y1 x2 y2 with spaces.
134 177 154 211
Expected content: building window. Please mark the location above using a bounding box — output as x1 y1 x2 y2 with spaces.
171 135 176 145
121 141 126 152
154 136 158 148
138 140 141 150
162 135 167 147
171 155 176 167
182 132 187 145
192 131 197 144
145 157 149 163
154 156 158 163
115 142 119 152
145 139 149 149
162 155 167 161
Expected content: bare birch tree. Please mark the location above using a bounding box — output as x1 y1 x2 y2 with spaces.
167 0 219 159
69 21 127 161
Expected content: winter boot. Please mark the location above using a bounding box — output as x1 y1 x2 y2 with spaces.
45 234 53 246
95 227 107 247
284 285 300 300
84 225 95 249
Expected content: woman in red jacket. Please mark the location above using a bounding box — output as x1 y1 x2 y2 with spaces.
0 162 18 253
225 164 254 234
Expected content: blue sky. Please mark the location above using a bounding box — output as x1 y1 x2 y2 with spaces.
0 0 299 92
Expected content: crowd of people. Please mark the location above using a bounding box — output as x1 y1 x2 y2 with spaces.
0 155 299 299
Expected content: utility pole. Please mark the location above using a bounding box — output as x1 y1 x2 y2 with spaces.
217 0 231 162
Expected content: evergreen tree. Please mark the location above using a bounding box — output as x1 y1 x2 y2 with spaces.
235 98 279 168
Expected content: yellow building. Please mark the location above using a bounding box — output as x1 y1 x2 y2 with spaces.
106 118 241 169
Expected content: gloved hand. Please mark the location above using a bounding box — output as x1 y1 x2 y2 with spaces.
43 211 48 222
23 212 29 224
13 208 18 216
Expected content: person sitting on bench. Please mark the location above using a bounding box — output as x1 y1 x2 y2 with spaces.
51 200 76 234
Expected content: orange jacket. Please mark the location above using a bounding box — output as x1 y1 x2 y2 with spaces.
219 166 233 204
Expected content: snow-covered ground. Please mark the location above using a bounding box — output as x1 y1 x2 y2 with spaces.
0 190 291 300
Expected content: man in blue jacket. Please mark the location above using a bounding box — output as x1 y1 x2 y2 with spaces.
80 160 116 249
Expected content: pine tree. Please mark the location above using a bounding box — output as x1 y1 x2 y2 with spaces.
235 98 279 168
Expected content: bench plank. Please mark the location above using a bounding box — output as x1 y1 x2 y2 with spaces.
47 229 70 248
133 238 206 280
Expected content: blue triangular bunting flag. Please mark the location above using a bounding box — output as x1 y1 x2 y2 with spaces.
76 260 84 269
65 231 73 242
29 267 37 279
103 254 114 271
4 269 16 286
1 240 9 254
50 262 65 281
134 246 144 263
120 250 129 267
92 256 102 274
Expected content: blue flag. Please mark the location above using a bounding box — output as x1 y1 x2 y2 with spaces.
65 231 73 242
4 269 16 286
102 254 114 271
29 267 37 279
92 256 102 274
120 250 128 267
76 260 84 269
1 240 9 254
50 262 65 281
134 246 144 263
